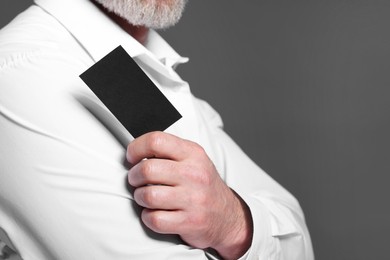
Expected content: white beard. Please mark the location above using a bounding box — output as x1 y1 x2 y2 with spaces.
93 0 187 29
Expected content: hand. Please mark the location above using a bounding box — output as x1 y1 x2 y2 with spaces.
127 131 253 259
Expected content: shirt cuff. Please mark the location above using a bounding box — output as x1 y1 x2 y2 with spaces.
236 191 304 259
236 193 275 260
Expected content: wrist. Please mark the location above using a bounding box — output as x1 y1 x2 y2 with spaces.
213 190 253 260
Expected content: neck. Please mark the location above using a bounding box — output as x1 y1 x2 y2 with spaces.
91 1 149 45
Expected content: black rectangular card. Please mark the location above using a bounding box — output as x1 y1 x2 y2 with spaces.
80 45 182 138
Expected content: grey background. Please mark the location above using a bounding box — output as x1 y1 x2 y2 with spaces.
1 1 390 259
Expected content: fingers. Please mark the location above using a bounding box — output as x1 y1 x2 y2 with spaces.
129 157 190 210
128 158 183 187
141 209 187 235
134 185 188 210
127 131 202 164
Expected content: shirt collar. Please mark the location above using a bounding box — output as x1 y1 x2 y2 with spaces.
34 0 188 70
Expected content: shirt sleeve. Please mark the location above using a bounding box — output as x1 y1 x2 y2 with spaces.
194 98 315 260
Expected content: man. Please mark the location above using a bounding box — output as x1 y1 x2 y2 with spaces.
0 0 314 259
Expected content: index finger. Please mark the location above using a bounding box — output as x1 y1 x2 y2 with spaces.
126 131 195 164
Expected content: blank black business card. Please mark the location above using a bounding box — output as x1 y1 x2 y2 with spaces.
79 45 182 138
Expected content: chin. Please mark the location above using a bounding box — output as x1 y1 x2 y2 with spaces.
95 0 187 29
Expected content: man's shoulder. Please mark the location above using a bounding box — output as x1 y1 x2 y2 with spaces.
0 5 84 71
0 5 92 110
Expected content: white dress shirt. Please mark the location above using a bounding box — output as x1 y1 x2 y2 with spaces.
0 0 314 259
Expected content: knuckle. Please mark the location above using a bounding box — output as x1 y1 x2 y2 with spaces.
188 141 205 155
147 131 165 152
143 188 157 206
140 160 154 180
134 188 154 207
144 211 164 231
